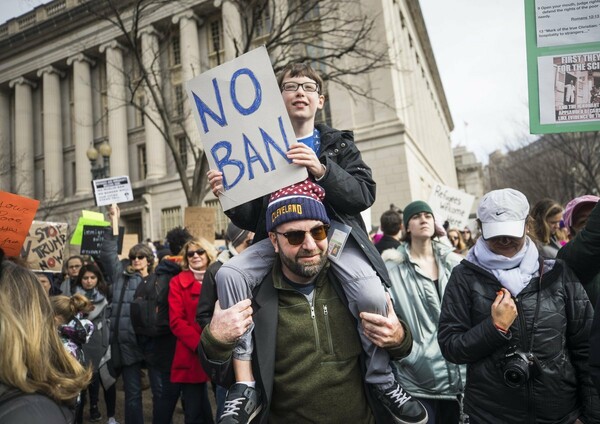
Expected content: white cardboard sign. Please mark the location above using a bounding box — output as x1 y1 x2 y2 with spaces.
92 176 134 207
185 46 307 211
428 183 475 230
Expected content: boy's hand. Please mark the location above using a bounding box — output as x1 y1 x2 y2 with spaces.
209 299 253 344
287 143 325 178
207 169 224 197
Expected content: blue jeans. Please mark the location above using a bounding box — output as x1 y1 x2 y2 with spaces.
153 370 180 424
215 384 227 421
122 363 144 424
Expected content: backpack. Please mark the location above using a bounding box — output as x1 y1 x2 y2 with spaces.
130 273 171 337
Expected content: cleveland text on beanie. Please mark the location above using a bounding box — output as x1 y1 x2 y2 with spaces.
266 179 330 232
477 188 529 240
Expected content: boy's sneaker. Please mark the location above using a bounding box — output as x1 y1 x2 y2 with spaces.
89 405 102 422
107 418 120 424
218 383 262 424
373 382 428 424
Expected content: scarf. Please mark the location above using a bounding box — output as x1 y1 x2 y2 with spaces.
467 237 539 297
191 268 205 282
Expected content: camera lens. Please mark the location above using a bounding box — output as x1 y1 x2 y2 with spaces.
504 368 527 388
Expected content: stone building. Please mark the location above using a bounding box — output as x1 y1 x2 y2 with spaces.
453 145 484 216
0 0 457 242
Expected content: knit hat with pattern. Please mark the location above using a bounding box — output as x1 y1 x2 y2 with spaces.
266 179 330 232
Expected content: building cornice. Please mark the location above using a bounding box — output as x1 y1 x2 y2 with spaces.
37 65 65 78
8 76 36 89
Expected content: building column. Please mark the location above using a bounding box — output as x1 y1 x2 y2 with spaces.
37 66 65 199
140 25 166 179
0 89 10 192
99 40 129 178
67 53 95 195
8 77 36 198
221 0 243 62
173 10 203 169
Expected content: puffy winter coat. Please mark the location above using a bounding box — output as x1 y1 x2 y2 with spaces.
224 124 390 285
438 258 600 424
76 287 110 371
169 270 210 383
99 231 144 366
383 241 465 400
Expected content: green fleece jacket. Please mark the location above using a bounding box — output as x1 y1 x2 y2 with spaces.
202 260 413 423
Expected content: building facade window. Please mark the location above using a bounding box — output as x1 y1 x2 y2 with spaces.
138 144 147 180
177 135 187 168
171 35 181 66
208 18 224 68
174 84 184 117
161 206 183 235
253 3 272 37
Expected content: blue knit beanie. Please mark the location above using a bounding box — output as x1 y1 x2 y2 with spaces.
266 179 330 232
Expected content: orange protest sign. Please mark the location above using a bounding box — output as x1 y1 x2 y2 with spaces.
0 191 40 256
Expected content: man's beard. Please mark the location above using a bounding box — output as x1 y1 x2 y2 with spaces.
278 242 327 279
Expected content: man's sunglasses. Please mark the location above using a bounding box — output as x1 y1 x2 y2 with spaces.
187 249 206 258
273 225 329 246
129 255 147 261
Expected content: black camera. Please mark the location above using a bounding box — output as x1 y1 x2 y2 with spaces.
501 347 541 388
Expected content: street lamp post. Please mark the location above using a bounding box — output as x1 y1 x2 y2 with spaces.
86 141 112 180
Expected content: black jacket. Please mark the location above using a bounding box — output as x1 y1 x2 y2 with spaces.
0 383 74 424
375 235 401 254
438 258 600 424
225 124 390 285
196 250 230 329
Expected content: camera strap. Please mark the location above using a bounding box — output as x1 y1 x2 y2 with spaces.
527 260 544 354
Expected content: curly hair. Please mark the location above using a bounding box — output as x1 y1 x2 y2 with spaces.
0 250 91 403
51 293 94 325
127 243 155 274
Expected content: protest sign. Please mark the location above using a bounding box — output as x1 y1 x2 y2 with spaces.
71 210 110 245
0 191 40 256
184 207 216 243
119 234 139 261
21 221 68 272
92 176 133 206
185 46 307 211
428 183 474 229
81 225 125 256
525 0 600 133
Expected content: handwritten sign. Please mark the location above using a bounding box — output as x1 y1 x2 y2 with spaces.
185 46 307 211
92 176 133 207
21 221 68 272
71 210 109 245
428 183 475 229
81 225 125 256
184 207 216 243
0 191 40 256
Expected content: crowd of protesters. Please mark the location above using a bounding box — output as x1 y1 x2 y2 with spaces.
2 60 600 424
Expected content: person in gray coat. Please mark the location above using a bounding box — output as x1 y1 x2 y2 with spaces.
100 205 155 424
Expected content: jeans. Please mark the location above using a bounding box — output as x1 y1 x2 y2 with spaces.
153 370 180 424
122 362 144 424
215 384 227 421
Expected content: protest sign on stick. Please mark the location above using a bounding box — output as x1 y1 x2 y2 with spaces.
21 221 68 272
185 46 307 211
71 210 110 245
92 176 133 235
0 191 40 256
428 183 474 230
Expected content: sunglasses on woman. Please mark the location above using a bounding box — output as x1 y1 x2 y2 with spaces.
273 225 330 246
129 255 147 261
187 249 206 258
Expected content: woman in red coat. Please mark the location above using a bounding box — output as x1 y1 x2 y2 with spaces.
169 238 218 424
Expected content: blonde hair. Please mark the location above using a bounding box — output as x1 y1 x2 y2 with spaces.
181 238 218 270
0 258 92 403
51 293 94 325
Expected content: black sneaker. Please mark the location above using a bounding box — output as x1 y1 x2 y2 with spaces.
373 382 428 424
218 383 262 424
89 405 102 422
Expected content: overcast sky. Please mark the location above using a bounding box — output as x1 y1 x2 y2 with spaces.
1 0 536 163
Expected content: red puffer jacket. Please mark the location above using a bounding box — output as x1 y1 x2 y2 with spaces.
168 270 210 383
